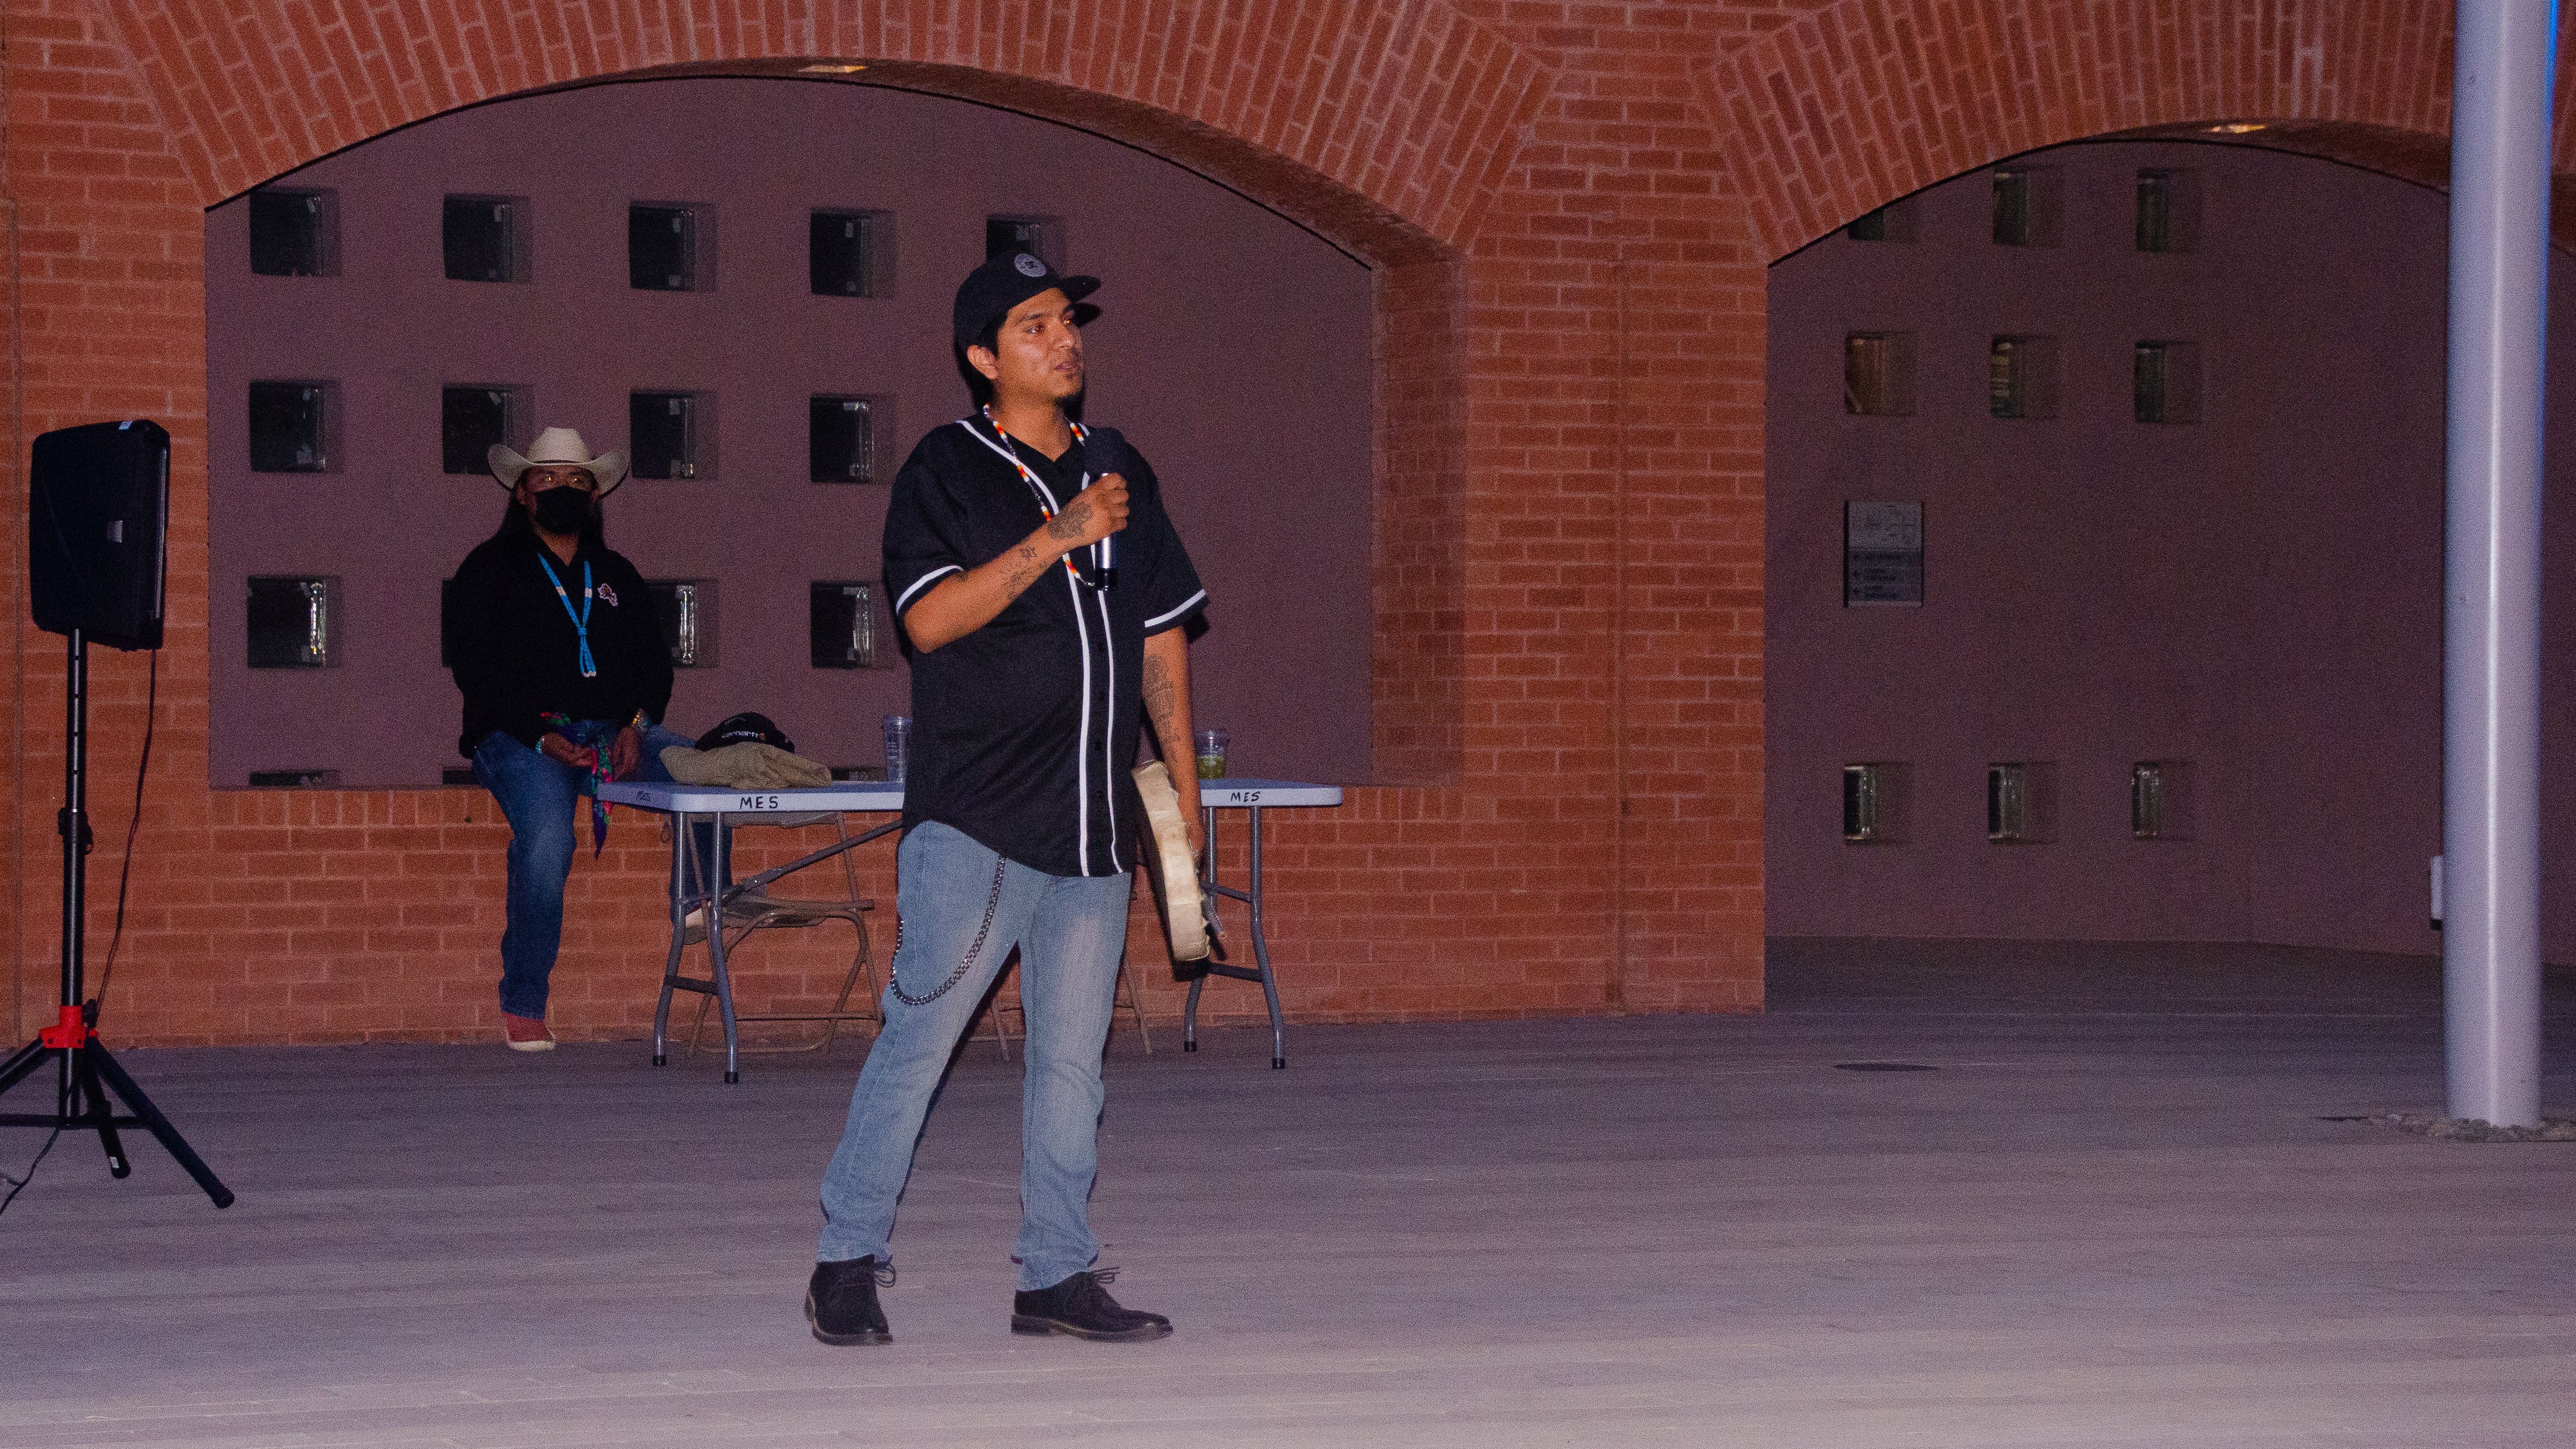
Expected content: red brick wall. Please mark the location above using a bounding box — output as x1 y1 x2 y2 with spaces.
0 0 2505 1045
5 0 219 1043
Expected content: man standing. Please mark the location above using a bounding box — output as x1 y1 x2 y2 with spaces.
806 252 1208 1344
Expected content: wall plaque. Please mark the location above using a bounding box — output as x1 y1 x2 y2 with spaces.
1844 501 1924 606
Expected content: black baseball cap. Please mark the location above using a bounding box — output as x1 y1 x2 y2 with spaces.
695 711 795 755
953 250 1100 352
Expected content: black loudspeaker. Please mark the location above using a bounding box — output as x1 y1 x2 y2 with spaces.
30 419 169 651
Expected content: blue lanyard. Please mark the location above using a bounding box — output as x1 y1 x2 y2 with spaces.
536 554 597 678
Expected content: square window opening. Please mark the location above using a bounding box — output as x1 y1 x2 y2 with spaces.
2134 341 2202 424
249 380 340 472
248 188 339 277
442 384 529 474
809 395 889 482
629 391 710 480
629 204 710 291
1991 167 2062 247
443 194 529 283
246 575 339 668
1844 197 1920 243
2131 760 2196 840
1987 762 2056 843
645 579 716 668
811 582 879 669
1988 336 2060 420
985 214 1067 274
1842 762 1910 842
2135 169 2203 253
1844 332 1917 416
249 768 341 788
811 209 892 297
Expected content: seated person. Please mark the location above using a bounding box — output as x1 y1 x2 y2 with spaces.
444 427 694 1051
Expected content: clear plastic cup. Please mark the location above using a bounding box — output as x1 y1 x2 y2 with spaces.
1194 727 1228 781
883 715 912 783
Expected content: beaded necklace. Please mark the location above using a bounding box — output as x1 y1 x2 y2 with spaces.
977 407 1107 589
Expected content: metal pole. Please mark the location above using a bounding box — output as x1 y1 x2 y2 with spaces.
2444 0 2556 1128
58 628 83 1104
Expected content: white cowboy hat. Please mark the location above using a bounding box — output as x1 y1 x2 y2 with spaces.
488 426 629 497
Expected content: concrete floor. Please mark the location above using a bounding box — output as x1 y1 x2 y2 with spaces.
4 940 2575 1446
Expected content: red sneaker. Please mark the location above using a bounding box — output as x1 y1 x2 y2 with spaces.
502 1013 556 1052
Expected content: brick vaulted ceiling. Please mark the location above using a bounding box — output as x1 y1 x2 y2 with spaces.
101 0 1556 255
94 2 2576 275
1700 0 2576 262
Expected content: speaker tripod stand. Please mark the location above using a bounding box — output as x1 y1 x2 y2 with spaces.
0 629 231 1208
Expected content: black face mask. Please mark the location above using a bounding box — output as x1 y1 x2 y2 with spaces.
530 485 594 535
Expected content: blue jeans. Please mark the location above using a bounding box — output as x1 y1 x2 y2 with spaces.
471 721 697 1019
816 820 1135 1290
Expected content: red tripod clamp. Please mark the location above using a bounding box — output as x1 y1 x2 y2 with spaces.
38 1003 87 1050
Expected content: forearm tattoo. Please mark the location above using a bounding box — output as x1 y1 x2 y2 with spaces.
999 542 1044 597
1143 651 1182 744
1046 501 1092 541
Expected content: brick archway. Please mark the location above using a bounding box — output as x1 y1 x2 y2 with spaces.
1693 0 2572 262
5 0 1565 1045
111 0 1551 250
92 2 1563 799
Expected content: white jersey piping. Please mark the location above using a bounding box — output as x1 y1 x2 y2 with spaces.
894 564 962 615
954 417 1116 875
1143 588 1207 632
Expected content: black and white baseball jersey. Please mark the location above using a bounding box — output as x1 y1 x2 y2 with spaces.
883 417 1208 877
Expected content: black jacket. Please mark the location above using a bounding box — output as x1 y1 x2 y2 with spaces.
445 520 672 757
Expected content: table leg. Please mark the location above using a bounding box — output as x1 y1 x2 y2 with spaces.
707 814 741 1083
1246 805 1286 1069
1184 803 1218 1053
653 812 692 1067
1200 802 1218 892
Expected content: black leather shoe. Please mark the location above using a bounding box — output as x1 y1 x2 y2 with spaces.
806 1256 893 1345
1011 1268 1172 1342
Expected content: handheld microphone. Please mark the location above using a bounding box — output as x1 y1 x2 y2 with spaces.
1097 531 1116 590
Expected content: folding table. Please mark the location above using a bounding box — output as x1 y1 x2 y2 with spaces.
599 777 1342 1079
1187 779 1343 1068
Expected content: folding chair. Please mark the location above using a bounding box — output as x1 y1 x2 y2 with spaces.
679 811 880 1058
